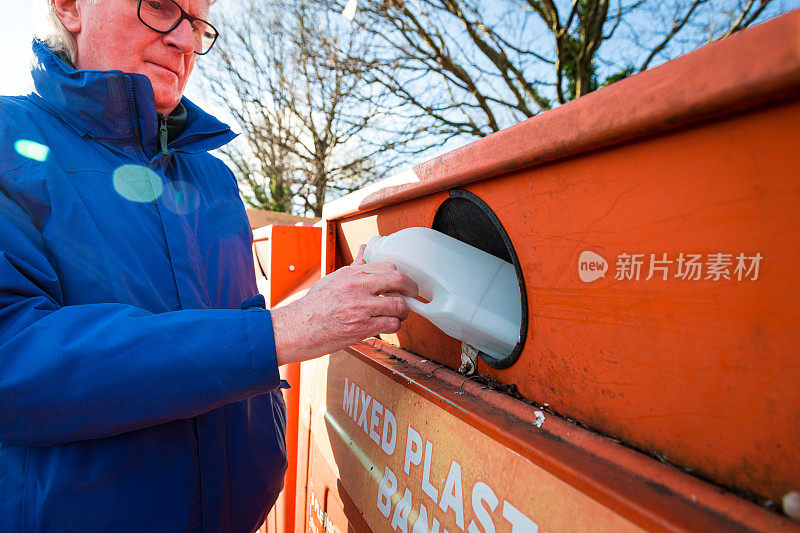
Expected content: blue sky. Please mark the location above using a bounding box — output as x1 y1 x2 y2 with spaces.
1 2 46 96
3 2 799 109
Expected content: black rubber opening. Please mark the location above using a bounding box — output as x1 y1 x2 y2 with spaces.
431 189 527 369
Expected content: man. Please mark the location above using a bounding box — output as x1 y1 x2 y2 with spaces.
0 0 417 531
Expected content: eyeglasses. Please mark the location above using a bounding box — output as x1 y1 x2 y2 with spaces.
137 0 219 55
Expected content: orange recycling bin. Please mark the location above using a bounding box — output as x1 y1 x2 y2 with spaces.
250 223 322 533
259 10 800 533
252 223 321 308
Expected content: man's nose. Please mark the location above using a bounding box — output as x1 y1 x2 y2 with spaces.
163 18 195 54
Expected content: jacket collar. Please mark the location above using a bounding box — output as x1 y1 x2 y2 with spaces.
30 39 235 157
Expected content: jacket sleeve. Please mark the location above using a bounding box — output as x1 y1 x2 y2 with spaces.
0 187 281 446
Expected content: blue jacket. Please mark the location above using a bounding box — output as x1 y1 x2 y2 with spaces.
0 41 287 532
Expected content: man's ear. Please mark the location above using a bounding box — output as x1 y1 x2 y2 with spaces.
51 0 82 33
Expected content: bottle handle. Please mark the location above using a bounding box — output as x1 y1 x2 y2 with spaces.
400 271 437 316
404 291 442 317
404 296 427 315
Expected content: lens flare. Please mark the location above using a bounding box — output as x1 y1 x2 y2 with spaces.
113 165 164 203
164 180 200 214
14 140 50 162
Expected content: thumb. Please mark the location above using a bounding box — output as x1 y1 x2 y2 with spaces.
353 244 367 265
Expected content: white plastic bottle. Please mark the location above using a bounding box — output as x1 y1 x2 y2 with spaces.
363 227 522 359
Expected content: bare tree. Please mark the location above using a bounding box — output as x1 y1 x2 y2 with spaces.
318 0 786 140
197 0 789 208
198 0 398 216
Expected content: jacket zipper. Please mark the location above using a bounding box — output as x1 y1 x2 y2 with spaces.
158 114 169 156
126 79 147 161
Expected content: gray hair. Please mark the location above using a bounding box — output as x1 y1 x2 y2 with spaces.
43 1 77 66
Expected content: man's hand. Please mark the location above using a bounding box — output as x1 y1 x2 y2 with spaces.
270 245 419 366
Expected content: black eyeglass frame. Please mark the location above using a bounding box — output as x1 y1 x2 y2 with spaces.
137 0 219 55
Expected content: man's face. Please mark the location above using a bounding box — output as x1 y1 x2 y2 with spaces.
71 0 209 114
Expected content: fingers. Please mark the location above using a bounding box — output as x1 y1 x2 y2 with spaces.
345 260 419 298
358 260 396 272
371 269 419 298
352 244 366 265
368 315 402 335
369 295 410 321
